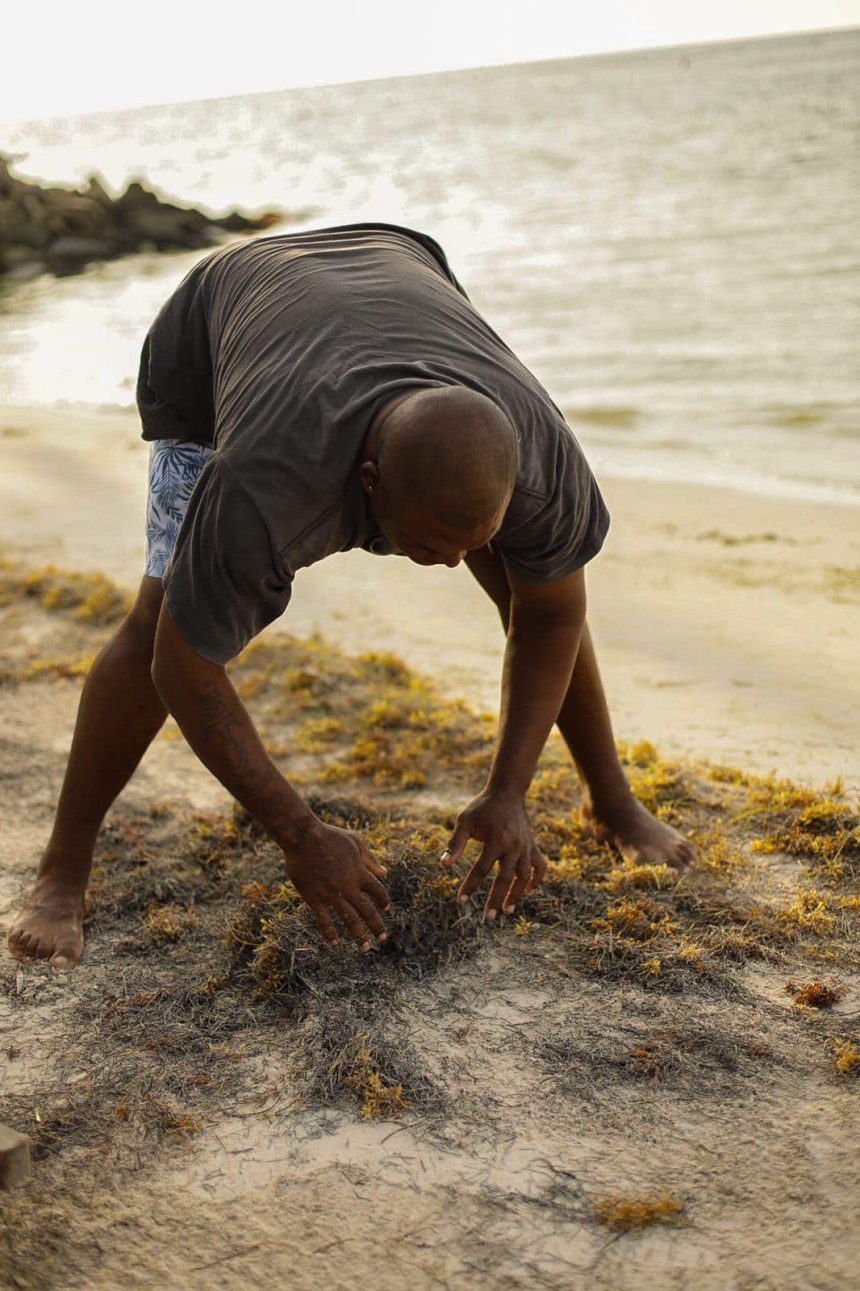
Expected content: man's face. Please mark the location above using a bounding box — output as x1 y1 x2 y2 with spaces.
370 493 500 569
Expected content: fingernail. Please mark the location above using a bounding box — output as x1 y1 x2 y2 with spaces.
486 909 497 921
458 894 469 903
378 933 387 942
440 850 451 863
51 957 69 970
504 905 514 914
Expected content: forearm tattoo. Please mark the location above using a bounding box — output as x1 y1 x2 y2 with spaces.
193 678 299 835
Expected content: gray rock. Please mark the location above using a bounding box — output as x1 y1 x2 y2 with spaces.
46 235 119 272
0 241 46 270
46 194 113 239
84 172 114 210
0 156 288 276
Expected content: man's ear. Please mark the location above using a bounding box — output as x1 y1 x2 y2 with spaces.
360 461 380 494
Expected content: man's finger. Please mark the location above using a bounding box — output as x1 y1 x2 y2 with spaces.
526 846 548 893
360 853 388 878
457 845 501 901
312 903 339 946
361 875 391 912
441 817 472 868
333 899 373 950
503 854 533 913
485 856 518 920
353 893 388 942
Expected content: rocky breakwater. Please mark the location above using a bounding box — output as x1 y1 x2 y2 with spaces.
0 154 287 276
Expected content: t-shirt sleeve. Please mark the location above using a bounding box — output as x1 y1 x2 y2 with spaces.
163 454 292 665
136 260 216 445
497 438 611 584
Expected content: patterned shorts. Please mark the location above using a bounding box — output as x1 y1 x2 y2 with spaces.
144 439 213 578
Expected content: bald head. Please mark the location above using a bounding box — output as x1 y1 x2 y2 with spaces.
375 386 518 530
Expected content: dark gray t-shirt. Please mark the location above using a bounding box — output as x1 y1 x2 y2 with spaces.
137 222 609 664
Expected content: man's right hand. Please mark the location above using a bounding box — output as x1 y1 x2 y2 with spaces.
151 606 391 950
283 821 390 950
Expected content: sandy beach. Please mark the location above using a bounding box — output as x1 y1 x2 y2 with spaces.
2 402 859 1291
2 22 858 1287
2 403 857 792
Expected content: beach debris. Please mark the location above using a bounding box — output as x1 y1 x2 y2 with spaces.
338 1033 410 1119
592 1194 684 1232
0 1124 32 1189
785 978 845 1009
832 1038 860 1077
0 153 294 277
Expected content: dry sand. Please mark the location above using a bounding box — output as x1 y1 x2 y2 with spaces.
1 404 858 1290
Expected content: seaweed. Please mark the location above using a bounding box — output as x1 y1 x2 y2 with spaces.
2 555 858 1288
592 1195 685 1232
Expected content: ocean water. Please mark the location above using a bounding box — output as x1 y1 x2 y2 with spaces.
1 29 858 505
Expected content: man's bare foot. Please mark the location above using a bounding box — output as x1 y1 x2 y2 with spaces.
581 794 696 870
7 875 86 969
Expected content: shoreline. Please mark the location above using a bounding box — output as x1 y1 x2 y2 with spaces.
5 400 859 513
2 402 858 793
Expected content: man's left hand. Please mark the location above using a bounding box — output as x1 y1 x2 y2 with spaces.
440 788 548 919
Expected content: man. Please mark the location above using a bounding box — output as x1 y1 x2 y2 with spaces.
8 222 694 969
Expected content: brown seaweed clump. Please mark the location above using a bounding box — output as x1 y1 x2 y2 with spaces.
0 559 132 625
231 635 495 792
785 978 845 1009
832 1039 860 1077
0 556 133 685
225 837 483 1002
750 794 860 883
592 1195 685 1232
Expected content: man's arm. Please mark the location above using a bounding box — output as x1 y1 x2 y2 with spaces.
151 604 389 948
442 566 586 917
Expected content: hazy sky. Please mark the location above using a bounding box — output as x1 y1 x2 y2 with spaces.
4 0 859 121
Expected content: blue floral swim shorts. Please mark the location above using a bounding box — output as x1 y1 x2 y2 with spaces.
144 439 213 578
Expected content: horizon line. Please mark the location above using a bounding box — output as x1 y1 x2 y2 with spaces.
1 22 856 129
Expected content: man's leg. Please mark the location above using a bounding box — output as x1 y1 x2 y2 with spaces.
7 576 169 968
466 547 695 868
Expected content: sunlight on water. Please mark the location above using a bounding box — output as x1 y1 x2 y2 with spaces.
1 30 857 502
